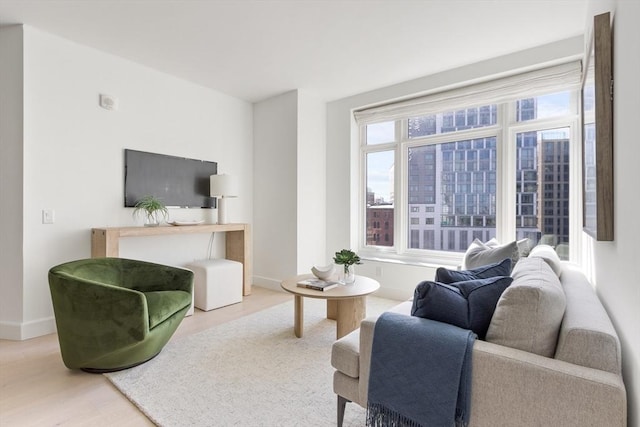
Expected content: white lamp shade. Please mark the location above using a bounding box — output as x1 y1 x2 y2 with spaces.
210 174 238 197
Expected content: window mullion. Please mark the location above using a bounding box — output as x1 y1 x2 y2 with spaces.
568 119 582 265
497 104 516 244
397 119 407 255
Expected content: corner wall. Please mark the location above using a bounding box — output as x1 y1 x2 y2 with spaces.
296 90 327 272
1 26 253 339
253 91 299 285
252 90 327 288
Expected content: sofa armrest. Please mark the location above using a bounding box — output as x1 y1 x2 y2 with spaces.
357 316 377 406
470 340 627 426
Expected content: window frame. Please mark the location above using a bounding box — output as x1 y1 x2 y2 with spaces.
358 86 582 267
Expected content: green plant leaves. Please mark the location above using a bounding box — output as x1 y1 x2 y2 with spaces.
332 249 362 266
132 195 169 222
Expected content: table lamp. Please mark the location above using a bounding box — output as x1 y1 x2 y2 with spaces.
210 174 238 224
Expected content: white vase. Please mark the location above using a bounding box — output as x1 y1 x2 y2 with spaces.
144 211 161 227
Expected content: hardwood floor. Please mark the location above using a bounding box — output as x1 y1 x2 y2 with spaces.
0 286 291 426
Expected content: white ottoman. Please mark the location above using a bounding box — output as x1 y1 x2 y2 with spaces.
187 259 243 311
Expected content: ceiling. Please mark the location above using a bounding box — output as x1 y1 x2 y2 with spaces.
0 0 588 103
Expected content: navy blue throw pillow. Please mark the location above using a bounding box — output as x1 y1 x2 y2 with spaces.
411 276 513 339
435 258 512 284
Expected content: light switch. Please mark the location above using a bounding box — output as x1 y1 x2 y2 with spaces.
42 209 55 224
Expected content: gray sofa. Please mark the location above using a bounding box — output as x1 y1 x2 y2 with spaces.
331 258 627 426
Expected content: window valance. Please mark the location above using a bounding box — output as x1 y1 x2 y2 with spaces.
354 61 581 124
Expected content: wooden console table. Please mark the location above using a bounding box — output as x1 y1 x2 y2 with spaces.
91 223 252 295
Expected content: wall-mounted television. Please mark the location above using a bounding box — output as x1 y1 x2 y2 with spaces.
124 149 217 208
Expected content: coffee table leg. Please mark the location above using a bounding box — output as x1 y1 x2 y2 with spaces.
326 299 337 320
294 295 304 338
335 296 366 339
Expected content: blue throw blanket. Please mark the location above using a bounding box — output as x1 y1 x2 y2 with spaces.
366 312 476 427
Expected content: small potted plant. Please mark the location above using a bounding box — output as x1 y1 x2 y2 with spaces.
333 249 362 284
132 195 168 227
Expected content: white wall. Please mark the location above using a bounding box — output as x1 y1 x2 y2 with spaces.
0 26 24 333
253 90 328 288
296 90 327 272
253 91 298 286
0 25 253 339
326 36 584 300
588 1 640 425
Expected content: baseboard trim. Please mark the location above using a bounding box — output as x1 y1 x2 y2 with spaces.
0 316 56 341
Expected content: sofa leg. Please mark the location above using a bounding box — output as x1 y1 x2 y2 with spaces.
337 395 350 427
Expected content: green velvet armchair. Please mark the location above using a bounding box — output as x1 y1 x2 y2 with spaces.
48 257 193 373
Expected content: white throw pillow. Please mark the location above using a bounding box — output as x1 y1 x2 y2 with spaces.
463 239 519 270
486 257 566 357
486 238 530 257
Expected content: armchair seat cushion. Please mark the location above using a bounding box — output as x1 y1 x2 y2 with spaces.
144 290 192 329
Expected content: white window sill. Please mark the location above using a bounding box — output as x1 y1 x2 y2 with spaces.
358 250 463 270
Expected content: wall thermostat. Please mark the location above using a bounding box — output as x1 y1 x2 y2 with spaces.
99 94 118 111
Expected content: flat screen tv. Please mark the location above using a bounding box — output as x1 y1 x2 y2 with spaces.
124 149 217 208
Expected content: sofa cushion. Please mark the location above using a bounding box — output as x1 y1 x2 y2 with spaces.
486 257 565 357
411 276 513 339
436 258 511 284
463 239 520 270
529 244 563 277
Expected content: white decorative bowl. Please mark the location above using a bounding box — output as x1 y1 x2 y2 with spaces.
311 264 336 281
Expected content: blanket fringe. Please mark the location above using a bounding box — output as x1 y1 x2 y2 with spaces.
455 413 470 427
366 402 424 427
367 402 470 427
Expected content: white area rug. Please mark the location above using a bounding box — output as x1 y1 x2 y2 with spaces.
105 296 399 426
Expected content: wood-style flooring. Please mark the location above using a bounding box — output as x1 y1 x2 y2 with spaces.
0 286 291 426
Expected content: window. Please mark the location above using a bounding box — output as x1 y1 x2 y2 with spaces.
358 62 580 262
517 91 571 122
366 121 395 145
516 127 571 250
365 150 395 247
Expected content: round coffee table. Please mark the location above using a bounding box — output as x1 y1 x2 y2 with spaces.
280 274 380 339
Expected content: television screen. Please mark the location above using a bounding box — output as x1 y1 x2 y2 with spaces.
124 149 217 208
